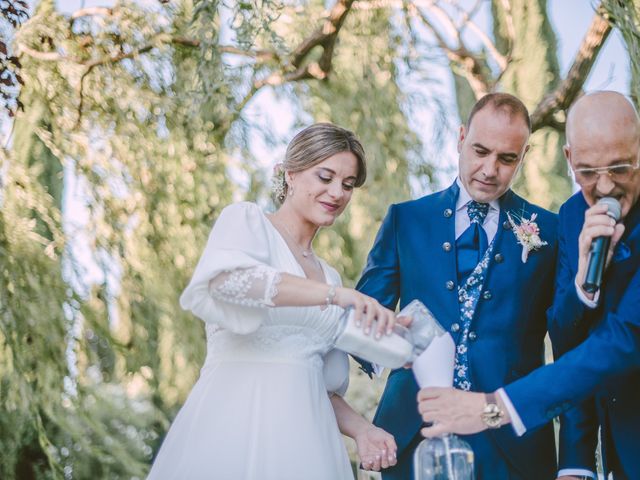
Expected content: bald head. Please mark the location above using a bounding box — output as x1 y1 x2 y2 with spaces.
566 91 640 147
564 91 640 219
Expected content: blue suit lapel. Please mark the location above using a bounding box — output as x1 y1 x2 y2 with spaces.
602 203 640 307
479 190 521 290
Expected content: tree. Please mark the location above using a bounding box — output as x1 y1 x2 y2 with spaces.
0 0 630 477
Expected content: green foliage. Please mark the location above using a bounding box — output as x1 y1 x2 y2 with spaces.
605 0 640 109
292 2 424 284
493 0 571 212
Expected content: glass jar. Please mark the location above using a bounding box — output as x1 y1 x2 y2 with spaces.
414 434 475 480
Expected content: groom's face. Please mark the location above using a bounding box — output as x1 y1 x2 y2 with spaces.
457 106 530 203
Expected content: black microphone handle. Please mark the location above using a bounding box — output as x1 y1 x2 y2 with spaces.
582 235 612 293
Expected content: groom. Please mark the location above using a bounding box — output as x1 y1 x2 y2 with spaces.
357 93 558 479
417 91 640 480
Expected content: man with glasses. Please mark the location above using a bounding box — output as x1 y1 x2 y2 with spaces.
547 91 640 479
416 91 640 480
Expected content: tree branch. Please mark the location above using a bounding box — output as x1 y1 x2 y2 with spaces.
531 4 612 131
21 0 356 129
71 7 113 20
412 3 491 98
291 0 355 73
75 43 156 128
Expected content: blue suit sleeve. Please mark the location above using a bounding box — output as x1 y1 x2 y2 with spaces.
557 401 598 472
506 267 640 431
354 205 401 376
356 204 401 310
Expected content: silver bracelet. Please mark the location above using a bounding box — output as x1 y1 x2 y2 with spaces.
325 285 336 307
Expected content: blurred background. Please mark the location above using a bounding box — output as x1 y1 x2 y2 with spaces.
0 0 637 478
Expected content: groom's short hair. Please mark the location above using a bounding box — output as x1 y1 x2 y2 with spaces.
467 93 531 132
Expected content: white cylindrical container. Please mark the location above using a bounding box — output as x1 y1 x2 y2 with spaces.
332 308 414 369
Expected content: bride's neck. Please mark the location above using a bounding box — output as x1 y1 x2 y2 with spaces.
271 205 319 247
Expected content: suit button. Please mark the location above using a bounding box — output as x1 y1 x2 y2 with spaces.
468 331 477 341
442 242 452 252
444 208 453 218
445 280 455 290
451 323 460 333
612 397 617 403
494 253 504 263
503 220 511 230
482 290 492 300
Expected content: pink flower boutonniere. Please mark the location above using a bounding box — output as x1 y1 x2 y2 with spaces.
507 211 548 263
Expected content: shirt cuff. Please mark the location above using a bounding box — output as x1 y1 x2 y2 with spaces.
496 388 526 437
557 468 596 478
574 276 599 308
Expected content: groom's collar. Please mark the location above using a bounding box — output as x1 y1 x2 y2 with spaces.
454 177 500 214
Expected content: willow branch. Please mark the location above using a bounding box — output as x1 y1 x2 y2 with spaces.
531 4 612 131
75 43 155 128
291 0 355 73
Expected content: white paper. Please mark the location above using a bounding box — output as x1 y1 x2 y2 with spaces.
411 332 456 388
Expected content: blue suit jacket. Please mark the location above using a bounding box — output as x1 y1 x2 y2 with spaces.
546 192 640 478
357 183 558 479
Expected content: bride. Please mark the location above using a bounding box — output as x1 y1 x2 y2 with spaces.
147 123 401 479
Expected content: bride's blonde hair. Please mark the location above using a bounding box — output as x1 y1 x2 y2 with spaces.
273 123 367 204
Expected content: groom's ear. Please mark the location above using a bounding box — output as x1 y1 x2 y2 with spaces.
457 125 466 153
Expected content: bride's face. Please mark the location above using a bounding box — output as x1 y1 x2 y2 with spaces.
287 151 359 227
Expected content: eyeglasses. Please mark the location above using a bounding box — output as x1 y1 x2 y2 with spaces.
573 161 640 186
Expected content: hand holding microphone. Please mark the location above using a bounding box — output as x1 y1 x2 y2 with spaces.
578 197 625 295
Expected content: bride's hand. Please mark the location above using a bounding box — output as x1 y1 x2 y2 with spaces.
333 288 397 338
355 424 397 471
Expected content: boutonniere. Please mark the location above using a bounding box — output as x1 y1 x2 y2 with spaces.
507 211 548 263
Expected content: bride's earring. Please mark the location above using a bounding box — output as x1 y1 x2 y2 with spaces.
288 184 294 196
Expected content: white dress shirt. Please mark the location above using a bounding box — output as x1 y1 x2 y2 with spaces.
454 178 500 241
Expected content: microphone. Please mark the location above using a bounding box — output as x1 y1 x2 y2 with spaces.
582 197 622 294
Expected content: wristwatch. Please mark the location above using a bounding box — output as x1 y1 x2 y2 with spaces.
481 392 505 428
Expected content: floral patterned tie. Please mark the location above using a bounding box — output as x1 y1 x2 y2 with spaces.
467 200 489 226
453 200 491 391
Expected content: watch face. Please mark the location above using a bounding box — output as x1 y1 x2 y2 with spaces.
482 404 504 428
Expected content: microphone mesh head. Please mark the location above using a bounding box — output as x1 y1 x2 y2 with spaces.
598 197 622 221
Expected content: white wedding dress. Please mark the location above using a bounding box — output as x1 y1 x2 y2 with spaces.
147 202 354 480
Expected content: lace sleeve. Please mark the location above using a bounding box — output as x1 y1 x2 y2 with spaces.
180 202 278 334
208 265 282 308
